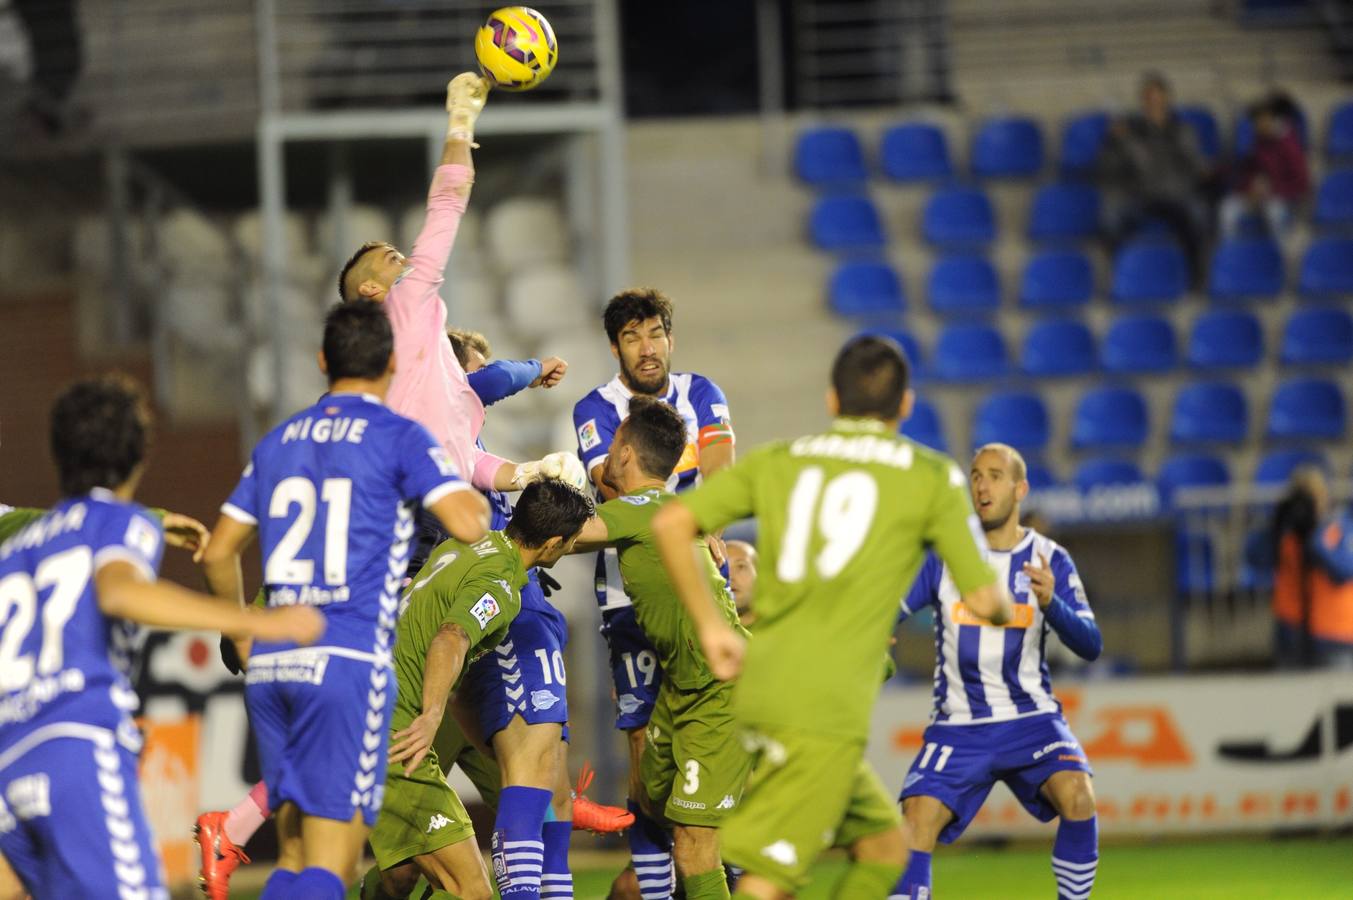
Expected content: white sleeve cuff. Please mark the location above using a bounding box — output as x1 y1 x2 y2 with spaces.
220 503 257 525
93 546 155 583
424 480 473 508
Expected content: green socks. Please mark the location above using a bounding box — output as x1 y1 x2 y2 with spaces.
832 861 904 899
684 868 732 900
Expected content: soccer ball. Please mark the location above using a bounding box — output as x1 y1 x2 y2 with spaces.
474 7 558 91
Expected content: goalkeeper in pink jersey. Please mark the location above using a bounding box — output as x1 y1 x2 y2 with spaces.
194 72 584 900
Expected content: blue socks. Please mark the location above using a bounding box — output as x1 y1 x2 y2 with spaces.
627 800 675 900
259 869 299 898
889 849 932 899
271 867 343 899
492 785 553 897
541 819 574 899
1052 816 1099 900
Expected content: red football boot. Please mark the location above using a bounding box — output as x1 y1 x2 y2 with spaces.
571 762 635 834
194 810 250 900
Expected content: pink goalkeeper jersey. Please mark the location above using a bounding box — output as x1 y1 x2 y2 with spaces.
385 164 504 489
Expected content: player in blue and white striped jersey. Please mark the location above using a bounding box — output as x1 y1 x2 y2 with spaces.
891 443 1103 900
571 288 735 900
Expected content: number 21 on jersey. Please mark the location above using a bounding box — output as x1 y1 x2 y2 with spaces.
778 467 879 582
265 476 352 585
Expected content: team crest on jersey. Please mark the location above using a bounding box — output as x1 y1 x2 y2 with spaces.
1014 571 1032 595
470 593 500 628
427 447 458 478
578 418 601 452
711 403 730 424
619 494 651 506
531 690 560 711
617 693 643 715
124 516 160 562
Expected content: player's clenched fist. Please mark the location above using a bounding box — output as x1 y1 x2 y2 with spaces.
699 622 746 681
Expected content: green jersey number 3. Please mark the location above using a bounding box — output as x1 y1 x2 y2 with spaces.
778 467 878 582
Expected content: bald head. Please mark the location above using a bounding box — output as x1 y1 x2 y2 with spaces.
970 443 1029 532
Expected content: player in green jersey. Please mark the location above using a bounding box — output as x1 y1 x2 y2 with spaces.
653 336 1012 899
569 396 751 900
367 480 594 900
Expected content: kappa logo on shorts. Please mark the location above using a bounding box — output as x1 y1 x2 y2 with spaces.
427 814 452 833
761 840 798 867
578 419 601 452
716 795 735 810
617 693 644 715
531 690 560 711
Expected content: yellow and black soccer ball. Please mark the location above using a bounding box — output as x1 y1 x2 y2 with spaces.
474 7 558 91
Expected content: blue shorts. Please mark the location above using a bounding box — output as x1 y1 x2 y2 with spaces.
464 581 571 743
0 731 167 899
900 713 1093 844
245 647 396 826
602 606 663 731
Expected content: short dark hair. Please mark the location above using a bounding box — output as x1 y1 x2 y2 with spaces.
506 480 595 548
1140 70 1171 97
603 288 673 345
447 328 491 369
621 396 688 481
337 241 386 302
831 335 910 419
50 374 152 497
323 301 393 383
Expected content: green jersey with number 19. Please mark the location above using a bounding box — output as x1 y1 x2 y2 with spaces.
678 417 995 742
391 531 528 736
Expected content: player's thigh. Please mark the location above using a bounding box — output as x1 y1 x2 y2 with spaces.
603 608 663 730
1040 770 1097 820
417 834 494 900
662 682 752 829
454 743 503 817
900 795 956 851
491 715 563 789
370 753 476 873
3 737 166 899
300 809 368 882
998 715 1094 824
834 760 904 858
900 723 999 846
720 725 861 896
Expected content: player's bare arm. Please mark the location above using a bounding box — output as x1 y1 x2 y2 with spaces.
567 515 611 553
427 489 491 544
697 440 734 567
652 500 744 680
390 621 471 775
961 582 1014 626
201 514 259 661
96 559 323 645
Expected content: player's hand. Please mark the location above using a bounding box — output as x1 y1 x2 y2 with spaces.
248 606 325 645
515 452 588 493
162 512 210 563
531 357 568 389
1022 552 1055 608
219 634 244 675
390 711 442 775
704 533 727 569
699 623 745 681
446 72 490 114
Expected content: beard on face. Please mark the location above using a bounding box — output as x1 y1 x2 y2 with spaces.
621 355 669 395
979 499 1015 532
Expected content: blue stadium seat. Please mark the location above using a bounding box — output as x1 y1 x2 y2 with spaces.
1313 170 1353 229
1025 463 1057 490
881 122 953 182
794 127 868 186
1158 453 1230 503
809 194 885 252
1021 319 1096 377
828 261 906 318
1186 310 1263 370
1102 314 1177 374
971 116 1044 178
1176 530 1216 595
922 187 996 246
1170 382 1249 444
1071 387 1149 449
1267 378 1346 439
972 390 1050 452
1325 101 1353 159
928 254 1000 314
1177 105 1221 161
1027 183 1101 242
1208 237 1284 302
857 326 924 371
1111 240 1187 304
1075 458 1146 491
1281 307 1353 365
900 398 946 451
1019 248 1093 309
1298 237 1353 297
1254 448 1328 485
1059 111 1109 176
932 323 1009 381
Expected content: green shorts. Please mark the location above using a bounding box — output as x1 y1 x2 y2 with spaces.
721 723 902 894
432 710 501 813
369 744 475 870
641 680 751 827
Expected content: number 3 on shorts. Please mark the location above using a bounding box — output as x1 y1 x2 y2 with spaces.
682 759 701 795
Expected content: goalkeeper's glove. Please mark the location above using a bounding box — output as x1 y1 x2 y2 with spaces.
220 635 244 676
537 571 563 598
512 451 588 493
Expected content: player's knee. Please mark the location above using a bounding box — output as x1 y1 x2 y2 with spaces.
852 824 906 866
901 801 945 851
672 825 720 874
1061 778 1097 821
608 866 642 900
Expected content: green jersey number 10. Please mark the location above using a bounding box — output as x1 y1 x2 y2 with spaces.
777 467 879 582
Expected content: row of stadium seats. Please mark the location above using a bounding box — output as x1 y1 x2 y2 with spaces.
897 377 1345 450
827 238 1353 315
811 176 1353 251
862 305 1353 378
793 100 1353 186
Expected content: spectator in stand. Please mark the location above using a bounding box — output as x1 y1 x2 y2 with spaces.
1097 71 1211 281
1309 503 1353 669
1219 93 1310 238
1256 466 1329 668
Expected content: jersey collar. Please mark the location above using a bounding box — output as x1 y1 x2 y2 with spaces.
324 391 384 406
986 528 1035 555
830 417 890 434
